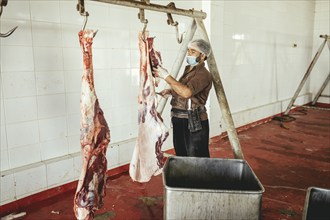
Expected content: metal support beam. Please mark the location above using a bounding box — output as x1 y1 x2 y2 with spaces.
91 0 207 19
311 72 330 105
284 35 329 115
195 18 244 159
157 18 197 114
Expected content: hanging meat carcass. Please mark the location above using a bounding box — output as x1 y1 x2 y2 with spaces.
129 32 169 183
73 30 111 220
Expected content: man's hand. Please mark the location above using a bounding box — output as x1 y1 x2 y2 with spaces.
156 89 172 99
154 66 170 79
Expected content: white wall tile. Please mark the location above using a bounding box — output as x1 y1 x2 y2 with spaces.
39 116 67 142
46 157 74 187
0 174 16 205
6 121 39 148
110 124 138 143
36 71 65 95
39 137 68 161
106 144 119 169
73 155 82 179
130 49 140 69
92 49 111 70
118 141 134 165
84 2 109 28
32 22 62 47
2 72 36 98
64 70 82 93
108 6 136 30
34 47 63 71
30 1 60 23
66 93 80 115
109 106 136 127
310 0 330 102
68 134 80 154
14 165 47 199
37 94 66 119
67 114 80 136
92 30 110 49
108 30 130 49
62 48 82 70
0 1 30 20
1 46 34 72
59 1 82 26
0 99 5 126
1 149 10 171
109 49 131 69
94 69 111 91
0 125 7 151
61 24 81 48
4 97 38 124
9 144 41 168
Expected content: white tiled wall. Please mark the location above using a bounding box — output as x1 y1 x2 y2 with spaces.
0 0 322 206
310 0 330 104
208 0 316 136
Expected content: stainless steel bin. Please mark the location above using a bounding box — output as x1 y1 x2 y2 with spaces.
162 156 265 220
302 187 330 220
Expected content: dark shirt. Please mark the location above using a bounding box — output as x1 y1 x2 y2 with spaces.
170 62 212 120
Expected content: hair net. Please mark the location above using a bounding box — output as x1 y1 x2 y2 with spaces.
188 39 211 57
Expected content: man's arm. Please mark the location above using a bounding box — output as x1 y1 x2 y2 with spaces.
154 66 192 99
164 76 192 99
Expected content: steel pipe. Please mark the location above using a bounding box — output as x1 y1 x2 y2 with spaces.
284 36 328 115
157 18 197 114
91 0 207 19
311 72 330 105
195 18 244 160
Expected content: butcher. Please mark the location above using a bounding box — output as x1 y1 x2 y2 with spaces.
154 39 212 158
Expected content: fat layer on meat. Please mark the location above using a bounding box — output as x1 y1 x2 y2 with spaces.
74 30 111 220
129 32 169 183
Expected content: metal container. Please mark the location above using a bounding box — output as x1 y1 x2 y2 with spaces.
302 187 330 220
162 156 265 220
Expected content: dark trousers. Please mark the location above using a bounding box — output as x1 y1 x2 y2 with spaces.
171 117 210 157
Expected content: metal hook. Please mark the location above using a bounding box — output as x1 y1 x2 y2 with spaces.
173 22 183 44
0 2 18 38
141 19 148 42
77 0 89 30
0 26 18 38
166 2 184 44
81 12 89 31
77 0 97 37
138 7 148 41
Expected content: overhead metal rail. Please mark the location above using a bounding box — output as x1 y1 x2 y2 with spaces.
77 0 244 159
91 0 207 19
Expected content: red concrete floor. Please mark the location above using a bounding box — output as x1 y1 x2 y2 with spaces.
2 107 330 220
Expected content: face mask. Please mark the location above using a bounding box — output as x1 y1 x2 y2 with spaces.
186 56 199 66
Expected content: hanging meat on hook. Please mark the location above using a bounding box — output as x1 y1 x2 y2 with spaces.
129 32 169 182
73 30 110 220
148 37 162 87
